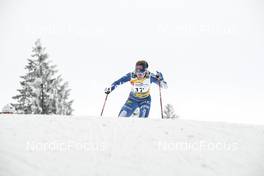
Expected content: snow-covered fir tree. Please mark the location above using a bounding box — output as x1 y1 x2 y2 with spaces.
2 104 15 114
12 39 73 115
163 104 178 119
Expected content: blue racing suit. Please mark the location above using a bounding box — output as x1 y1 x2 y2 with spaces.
110 71 167 118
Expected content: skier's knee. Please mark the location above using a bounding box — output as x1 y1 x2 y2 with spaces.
119 110 129 117
139 105 150 118
118 104 135 117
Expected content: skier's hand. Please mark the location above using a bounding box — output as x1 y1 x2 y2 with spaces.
156 71 164 81
104 87 111 94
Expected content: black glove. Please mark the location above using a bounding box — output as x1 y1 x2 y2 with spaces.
156 71 164 81
104 87 111 94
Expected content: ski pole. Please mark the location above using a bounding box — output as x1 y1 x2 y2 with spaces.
100 94 109 117
158 80 164 119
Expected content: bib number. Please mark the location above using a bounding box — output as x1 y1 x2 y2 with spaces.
130 78 151 97
135 87 144 93
133 84 149 93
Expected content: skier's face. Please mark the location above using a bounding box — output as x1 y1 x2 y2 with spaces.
135 65 146 79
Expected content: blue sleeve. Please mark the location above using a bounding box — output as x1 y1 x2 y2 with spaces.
150 73 159 85
111 73 132 91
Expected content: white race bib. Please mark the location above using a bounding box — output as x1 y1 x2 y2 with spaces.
130 78 151 97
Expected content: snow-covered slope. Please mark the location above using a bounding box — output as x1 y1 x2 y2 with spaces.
0 115 264 176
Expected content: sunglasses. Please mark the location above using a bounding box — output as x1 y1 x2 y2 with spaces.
135 69 147 75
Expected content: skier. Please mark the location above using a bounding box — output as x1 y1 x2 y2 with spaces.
104 60 167 118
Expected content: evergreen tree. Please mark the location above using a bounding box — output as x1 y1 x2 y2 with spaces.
164 104 178 119
12 39 73 115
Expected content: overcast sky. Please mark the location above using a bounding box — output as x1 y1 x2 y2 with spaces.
0 0 264 124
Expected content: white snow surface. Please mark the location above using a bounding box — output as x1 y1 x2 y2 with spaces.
0 115 264 176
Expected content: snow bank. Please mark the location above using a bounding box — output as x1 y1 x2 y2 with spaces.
0 115 264 176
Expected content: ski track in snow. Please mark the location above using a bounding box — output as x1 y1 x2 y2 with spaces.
0 115 264 176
